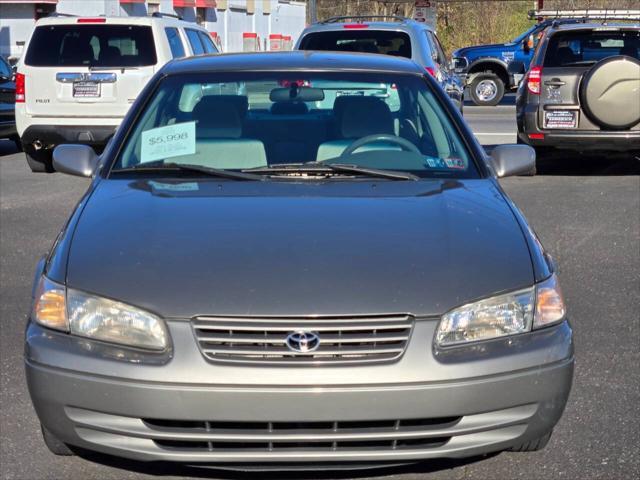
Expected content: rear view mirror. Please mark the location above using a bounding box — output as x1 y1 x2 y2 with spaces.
52 144 99 177
270 86 325 103
490 144 536 177
507 61 526 75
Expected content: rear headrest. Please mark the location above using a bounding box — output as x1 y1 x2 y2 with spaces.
336 96 394 138
555 47 579 65
192 97 242 139
211 95 249 118
271 102 309 115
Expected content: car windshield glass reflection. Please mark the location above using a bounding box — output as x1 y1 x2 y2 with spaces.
112 72 477 179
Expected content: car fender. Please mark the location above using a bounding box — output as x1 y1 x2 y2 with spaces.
466 57 512 86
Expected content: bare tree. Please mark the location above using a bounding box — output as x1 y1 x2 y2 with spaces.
311 0 639 53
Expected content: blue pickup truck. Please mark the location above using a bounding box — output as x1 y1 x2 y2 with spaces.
452 18 579 106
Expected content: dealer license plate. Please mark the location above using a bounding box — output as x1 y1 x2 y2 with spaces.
73 81 101 98
544 110 577 129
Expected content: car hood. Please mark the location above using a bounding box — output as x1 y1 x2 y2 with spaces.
66 178 534 318
454 43 511 59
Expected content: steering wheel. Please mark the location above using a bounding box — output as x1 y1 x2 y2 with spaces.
340 134 421 158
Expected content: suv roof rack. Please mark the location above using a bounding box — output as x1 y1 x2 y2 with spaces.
529 9 640 21
319 15 411 24
151 12 183 21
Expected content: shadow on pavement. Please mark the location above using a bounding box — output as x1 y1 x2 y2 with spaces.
71 447 499 479
484 145 640 176
535 151 640 176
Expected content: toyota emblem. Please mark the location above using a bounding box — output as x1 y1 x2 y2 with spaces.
285 331 320 353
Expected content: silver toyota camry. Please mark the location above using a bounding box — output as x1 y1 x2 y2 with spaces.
25 51 573 469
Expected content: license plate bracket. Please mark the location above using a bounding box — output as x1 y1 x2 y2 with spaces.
73 81 101 98
544 110 577 129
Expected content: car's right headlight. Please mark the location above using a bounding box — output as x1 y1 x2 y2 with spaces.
32 276 168 351
436 274 566 347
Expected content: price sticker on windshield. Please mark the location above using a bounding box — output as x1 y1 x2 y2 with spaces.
141 122 196 163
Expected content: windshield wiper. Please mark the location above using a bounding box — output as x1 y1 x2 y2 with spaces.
243 162 419 181
112 162 263 181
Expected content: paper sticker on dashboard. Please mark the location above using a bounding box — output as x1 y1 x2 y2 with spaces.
141 122 196 163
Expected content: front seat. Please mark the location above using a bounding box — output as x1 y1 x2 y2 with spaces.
316 96 401 161
182 96 266 169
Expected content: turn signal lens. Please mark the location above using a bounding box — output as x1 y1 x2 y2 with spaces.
534 274 566 328
32 277 68 331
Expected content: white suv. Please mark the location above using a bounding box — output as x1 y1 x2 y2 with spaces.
15 13 218 172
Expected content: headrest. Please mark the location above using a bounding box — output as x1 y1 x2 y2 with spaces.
555 47 578 65
208 95 249 118
270 86 325 103
270 102 309 115
336 96 394 138
192 97 242 138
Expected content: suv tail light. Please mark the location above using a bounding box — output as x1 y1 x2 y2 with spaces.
343 24 369 29
425 67 437 78
15 73 25 103
527 66 542 95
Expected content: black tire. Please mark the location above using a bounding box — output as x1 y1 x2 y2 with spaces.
509 430 553 452
41 425 75 456
25 149 54 173
469 73 505 107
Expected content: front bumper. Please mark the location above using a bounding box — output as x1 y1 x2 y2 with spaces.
26 320 574 464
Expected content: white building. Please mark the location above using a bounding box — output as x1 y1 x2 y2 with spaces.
0 0 306 60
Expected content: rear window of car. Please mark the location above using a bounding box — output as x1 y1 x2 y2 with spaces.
25 25 157 67
544 29 639 67
299 30 412 58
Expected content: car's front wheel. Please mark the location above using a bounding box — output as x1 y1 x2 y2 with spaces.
470 73 505 107
25 150 54 173
41 425 74 456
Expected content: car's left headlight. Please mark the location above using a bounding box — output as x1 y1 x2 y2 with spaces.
436 274 566 347
33 276 168 351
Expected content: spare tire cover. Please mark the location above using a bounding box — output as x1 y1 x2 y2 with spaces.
580 55 640 129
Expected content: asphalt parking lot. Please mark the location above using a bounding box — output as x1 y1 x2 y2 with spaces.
1 102 638 480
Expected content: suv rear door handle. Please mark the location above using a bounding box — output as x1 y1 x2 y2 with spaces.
544 79 566 87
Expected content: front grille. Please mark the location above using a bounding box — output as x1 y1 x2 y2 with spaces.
143 417 459 452
191 315 414 365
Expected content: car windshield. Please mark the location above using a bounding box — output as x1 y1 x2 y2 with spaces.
511 24 539 44
544 29 640 67
112 72 477 179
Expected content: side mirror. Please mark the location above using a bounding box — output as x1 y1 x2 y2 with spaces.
449 57 468 71
490 144 536 177
522 34 535 53
507 60 526 75
52 144 99 177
